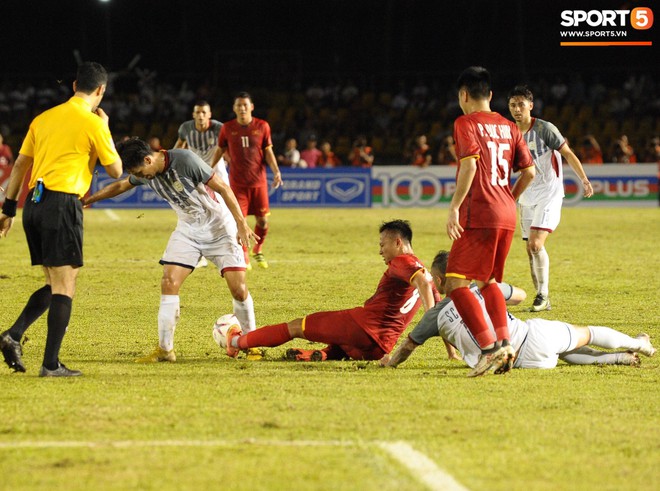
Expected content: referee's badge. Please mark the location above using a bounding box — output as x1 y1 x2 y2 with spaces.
173 180 184 192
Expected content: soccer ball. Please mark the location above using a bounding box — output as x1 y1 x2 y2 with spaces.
212 314 240 348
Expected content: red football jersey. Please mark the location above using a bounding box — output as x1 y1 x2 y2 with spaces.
218 117 273 188
349 254 439 353
453 112 533 230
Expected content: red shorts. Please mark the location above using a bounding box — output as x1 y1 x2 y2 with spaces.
446 228 514 283
302 309 386 361
232 185 270 217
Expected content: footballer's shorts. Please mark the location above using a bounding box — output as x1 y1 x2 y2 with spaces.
519 193 563 239
160 229 246 275
301 309 386 361
23 188 83 267
232 184 270 217
446 228 514 283
514 318 579 369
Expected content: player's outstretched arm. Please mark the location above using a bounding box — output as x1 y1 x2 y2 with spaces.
0 153 34 238
82 178 134 206
560 145 593 198
380 337 419 368
207 174 259 247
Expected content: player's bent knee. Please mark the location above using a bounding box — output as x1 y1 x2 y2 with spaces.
287 319 304 338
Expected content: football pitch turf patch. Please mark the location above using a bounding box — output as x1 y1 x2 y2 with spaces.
0 207 658 490
0 439 468 491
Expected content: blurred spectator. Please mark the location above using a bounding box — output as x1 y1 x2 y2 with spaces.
319 141 341 168
350 135 374 168
549 77 568 105
391 83 409 111
641 136 660 163
340 80 359 106
567 74 586 105
277 138 303 167
436 134 457 166
299 135 322 168
0 133 14 167
608 90 631 119
148 135 163 152
409 134 431 167
610 135 637 163
577 135 603 164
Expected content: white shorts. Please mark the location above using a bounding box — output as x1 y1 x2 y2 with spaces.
160 229 246 274
514 318 579 369
519 194 563 239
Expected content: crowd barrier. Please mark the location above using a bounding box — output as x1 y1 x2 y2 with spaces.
2 163 657 209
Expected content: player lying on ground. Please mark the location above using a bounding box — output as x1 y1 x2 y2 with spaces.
83 137 262 362
218 220 458 361
380 251 656 372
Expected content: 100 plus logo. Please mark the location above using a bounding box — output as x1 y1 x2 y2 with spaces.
560 8 653 29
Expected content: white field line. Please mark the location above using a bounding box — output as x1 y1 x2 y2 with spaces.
103 209 120 221
0 439 469 491
379 441 470 491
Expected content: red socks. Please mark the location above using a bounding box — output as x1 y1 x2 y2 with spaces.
253 225 268 254
449 287 496 348
481 283 510 342
239 323 290 349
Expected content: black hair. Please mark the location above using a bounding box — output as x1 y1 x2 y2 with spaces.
380 219 413 243
456 66 491 100
234 91 253 103
432 250 449 275
194 100 211 108
116 137 152 173
75 62 108 94
507 85 534 102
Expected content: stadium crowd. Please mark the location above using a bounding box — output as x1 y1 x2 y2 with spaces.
0 70 658 168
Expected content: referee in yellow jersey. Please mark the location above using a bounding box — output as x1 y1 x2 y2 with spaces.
0 62 122 377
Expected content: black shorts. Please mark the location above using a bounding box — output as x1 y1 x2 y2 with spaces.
23 188 83 267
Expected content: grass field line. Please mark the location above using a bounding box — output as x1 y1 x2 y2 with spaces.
0 439 469 490
103 209 120 221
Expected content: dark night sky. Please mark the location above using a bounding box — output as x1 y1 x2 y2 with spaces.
3 0 657 90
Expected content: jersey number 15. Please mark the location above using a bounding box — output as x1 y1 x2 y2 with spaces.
486 141 510 187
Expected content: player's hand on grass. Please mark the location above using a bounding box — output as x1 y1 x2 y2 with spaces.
378 354 392 367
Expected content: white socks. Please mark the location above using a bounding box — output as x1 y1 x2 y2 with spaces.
158 295 180 351
561 346 630 365
588 325 641 350
528 254 538 291
531 247 549 295
233 293 256 333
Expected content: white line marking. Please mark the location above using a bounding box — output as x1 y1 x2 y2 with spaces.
104 209 120 221
0 439 469 490
378 441 470 491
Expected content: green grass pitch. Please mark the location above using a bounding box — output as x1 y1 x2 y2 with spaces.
0 207 658 491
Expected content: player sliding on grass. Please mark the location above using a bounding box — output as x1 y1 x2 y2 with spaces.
380 251 656 372
83 137 262 362
219 220 458 361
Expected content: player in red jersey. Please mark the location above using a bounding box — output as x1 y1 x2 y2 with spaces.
218 92 282 269
219 220 457 361
445 66 536 377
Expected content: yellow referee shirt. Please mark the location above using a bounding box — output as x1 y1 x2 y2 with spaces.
19 96 119 198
